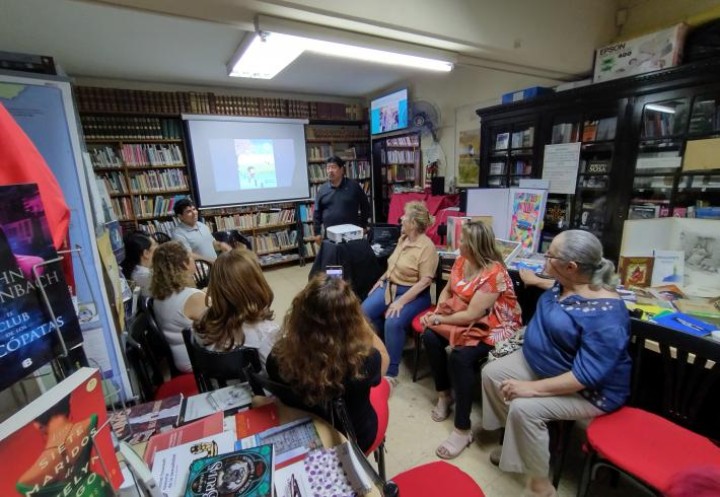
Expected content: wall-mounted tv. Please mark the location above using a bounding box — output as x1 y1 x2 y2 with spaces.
370 88 409 135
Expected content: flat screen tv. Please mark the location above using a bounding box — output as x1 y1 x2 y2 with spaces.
370 88 409 135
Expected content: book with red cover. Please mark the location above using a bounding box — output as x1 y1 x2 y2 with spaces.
144 411 224 466
109 394 183 444
235 402 280 439
0 367 123 496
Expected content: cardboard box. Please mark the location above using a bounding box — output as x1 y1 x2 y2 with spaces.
326 224 363 243
593 24 687 83
501 86 554 104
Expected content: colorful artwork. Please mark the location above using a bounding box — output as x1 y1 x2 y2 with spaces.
508 189 547 253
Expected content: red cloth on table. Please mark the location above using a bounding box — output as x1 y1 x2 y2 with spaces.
387 192 460 245
0 103 70 249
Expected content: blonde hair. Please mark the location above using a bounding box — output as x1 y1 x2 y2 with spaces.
150 241 193 300
404 201 434 233
194 248 274 350
272 274 375 406
461 221 504 269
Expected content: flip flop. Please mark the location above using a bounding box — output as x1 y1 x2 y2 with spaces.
435 430 473 459
430 397 454 422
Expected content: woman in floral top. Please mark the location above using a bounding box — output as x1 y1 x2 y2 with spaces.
420 221 522 459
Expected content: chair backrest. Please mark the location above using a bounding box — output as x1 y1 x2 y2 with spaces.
194 259 212 289
152 232 172 244
127 311 167 400
630 318 720 435
145 298 182 377
213 230 252 250
182 327 261 393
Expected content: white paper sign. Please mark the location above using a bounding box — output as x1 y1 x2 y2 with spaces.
542 142 581 194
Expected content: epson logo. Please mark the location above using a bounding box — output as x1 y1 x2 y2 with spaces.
599 43 627 56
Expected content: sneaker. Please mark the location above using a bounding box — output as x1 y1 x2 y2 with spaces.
489 446 502 466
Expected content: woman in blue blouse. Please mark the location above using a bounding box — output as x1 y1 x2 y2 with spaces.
481 230 631 497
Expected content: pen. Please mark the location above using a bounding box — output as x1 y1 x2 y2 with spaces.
675 317 708 334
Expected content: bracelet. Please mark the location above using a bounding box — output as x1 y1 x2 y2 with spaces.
432 316 442 326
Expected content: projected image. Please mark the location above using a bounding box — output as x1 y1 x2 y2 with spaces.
234 139 278 190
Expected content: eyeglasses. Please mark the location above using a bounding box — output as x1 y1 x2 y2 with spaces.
543 254 566 262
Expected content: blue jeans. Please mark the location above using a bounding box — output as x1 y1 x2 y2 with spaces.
362 282 431 377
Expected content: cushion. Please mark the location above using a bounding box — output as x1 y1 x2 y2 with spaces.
411 307 435 333
587 406 720 492
155 373 198 400
393 461 485 497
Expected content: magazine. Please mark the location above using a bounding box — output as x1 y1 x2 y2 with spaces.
0 367 123 496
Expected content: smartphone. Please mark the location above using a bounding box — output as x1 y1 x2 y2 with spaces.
326 265 344 279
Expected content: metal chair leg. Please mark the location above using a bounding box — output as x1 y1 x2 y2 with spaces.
374 440 387 482
412 332 421 382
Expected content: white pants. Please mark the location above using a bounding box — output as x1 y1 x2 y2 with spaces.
481 350 604 477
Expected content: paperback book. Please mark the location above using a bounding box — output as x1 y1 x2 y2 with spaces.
236 418 322 467
618 256 654 287
651 250 684 287
109 394 183 444
180 383 253 423
235 402 280 439
144 411 225 466
0 183 83 391
0 367 123 496
184 444 274 497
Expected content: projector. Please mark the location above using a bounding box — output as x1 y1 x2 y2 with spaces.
326 224 364 243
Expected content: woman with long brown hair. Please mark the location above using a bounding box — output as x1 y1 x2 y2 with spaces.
151 241 207 373
266 274 389 452
193 248 279 368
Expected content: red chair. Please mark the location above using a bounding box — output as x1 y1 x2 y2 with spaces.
577 319 720 497
392 461 485 496
411 307 435 382
368 377 391 480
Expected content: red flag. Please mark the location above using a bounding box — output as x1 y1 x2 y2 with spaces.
0 103 70 249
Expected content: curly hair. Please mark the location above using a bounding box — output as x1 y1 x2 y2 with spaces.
150 241 193 300
272 274 375 406
194 248 274 350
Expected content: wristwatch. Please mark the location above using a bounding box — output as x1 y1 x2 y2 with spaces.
432 316 441 326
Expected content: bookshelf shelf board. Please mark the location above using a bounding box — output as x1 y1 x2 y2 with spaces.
260 255 301 268
84 138 184 144
581 140 616 148
679 186 720 192
679 170 720 176
78 110 182 117
307 159 327 163
306 138 369 143
93 167 124 172
256 246 298 256
131 188 190 195
633 172 678 177
135 213 175 220
639 134 686 142
238 222 296 233
509 173 534 177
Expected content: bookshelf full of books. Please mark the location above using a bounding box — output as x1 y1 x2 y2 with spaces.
485 121 538 189
82 115 191 232
371 131 422 222
301 122 370 260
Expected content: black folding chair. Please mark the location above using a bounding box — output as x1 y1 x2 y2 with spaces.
193 259 212 289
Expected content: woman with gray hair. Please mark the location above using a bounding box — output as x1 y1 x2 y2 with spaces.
481 230 631 497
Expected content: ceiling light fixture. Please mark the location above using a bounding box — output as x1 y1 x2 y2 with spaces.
228 16 454 79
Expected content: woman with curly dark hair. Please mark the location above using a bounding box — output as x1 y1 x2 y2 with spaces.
266 274 389 452
193 248 279 369
151 241 207 372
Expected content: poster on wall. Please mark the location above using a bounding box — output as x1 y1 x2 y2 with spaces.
0 183 83 391
457 129 480 187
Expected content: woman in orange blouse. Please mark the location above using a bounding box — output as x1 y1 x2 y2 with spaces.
420 221 522 459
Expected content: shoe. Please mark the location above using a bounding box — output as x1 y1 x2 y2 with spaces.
430 397 454 422
435 430 473 459
489 446 501 466
384 376 399 389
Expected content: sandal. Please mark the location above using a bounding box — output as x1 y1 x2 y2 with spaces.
430 396 454 422
435 430 473 459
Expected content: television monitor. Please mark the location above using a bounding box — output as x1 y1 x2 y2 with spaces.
370 88 409 135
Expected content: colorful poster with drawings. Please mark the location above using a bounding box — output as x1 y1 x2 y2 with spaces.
507 188 548 253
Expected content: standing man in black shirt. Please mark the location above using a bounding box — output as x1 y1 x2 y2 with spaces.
313 156 371 244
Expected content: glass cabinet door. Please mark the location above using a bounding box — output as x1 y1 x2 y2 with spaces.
486 122 536 188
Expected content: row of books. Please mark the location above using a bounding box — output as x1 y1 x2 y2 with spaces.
207 208 296 231
119 143 184 167
642 106 686 138
128 169 189 193
551 122 580 144
81 116 183 140
688 98 720 134
89 145 123 168
306 126 368 141
386 163 417 182
386 135 419 147
249 230 298 254
298 203 314 222
302 224 314 238
99 171 128 194
138 218 179 237
132 194 184 219
381 149 419 164
75 85 367 121
345 160 371 180
512 159 533 175
510 128 534 148
581 117 617 141
308 163 329 182
303 241 319 258
307 144 333 160
259 252 301 267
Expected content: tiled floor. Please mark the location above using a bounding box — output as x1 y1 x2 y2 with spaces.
266 264 646 496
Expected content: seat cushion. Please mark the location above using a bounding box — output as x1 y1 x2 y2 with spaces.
367 377 391 455
411 307 435 333
393 461 485 497
155 373 198 400
587 406 720 492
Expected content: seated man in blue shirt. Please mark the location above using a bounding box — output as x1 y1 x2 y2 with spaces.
313 156 371 244
172 198 230 262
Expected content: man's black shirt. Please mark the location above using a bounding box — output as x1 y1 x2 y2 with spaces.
313 177 370 236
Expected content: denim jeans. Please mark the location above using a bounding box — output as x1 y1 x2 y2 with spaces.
362 282 431 377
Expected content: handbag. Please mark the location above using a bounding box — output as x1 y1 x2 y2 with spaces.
427 294 491 347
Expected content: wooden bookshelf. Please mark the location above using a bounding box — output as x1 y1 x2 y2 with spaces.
371 131 422 222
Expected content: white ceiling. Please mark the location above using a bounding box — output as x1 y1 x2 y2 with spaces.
0 0 618 98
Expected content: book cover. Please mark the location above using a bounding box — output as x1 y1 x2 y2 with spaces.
495 238 522 265
152 431 236 497
674 298 720 319
582 120 598 142
180 383 253 424
0 183 83 391
0 367 123 496
619 256 654 287
651 250 684 287
446 216 471 251
144 411 225 466
628 204 660 220
235 403 280 439
653 312 716 337
508 188 547 253
495 132 509 150
648 284 686 302
237 418 322 468
184 444 274 497
109 394 183 444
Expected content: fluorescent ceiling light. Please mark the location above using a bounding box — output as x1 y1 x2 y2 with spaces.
645 103 676 114
229 19 454 79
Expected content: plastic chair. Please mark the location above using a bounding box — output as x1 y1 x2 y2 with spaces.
181 327 261 393
577 319 720 497
125 311 197 401
193 259 212 289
